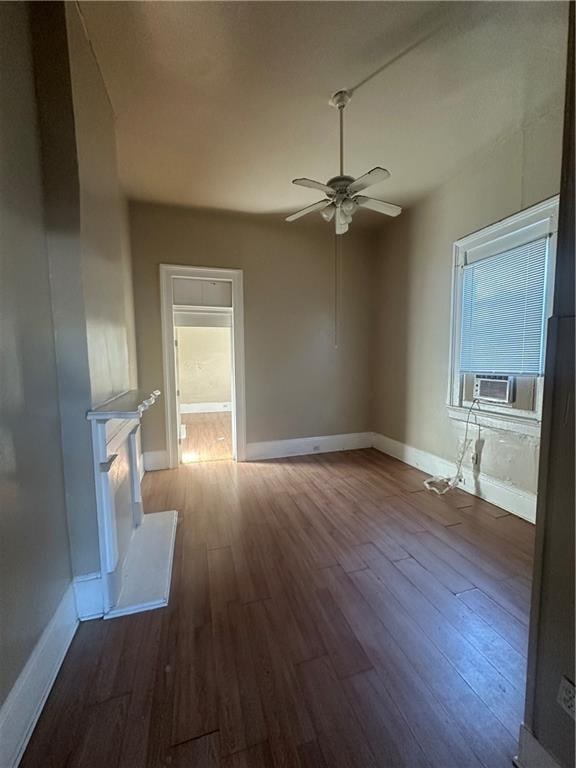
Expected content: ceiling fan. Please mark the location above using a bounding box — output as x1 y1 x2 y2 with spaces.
286 89 402 235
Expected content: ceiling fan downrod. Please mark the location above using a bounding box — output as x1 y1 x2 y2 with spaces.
329 89 351 177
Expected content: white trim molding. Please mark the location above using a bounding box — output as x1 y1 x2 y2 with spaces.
143 450 169 471
180 401 232 414
246 432 373 461
372 432 536 522
160 264 246 468
514 725 562 768
73 572 104 620
0 585 78 768
447 405 541 438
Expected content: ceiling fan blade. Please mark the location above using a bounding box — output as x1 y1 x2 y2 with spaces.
354 195 402 217
292 178 334 194
286 199 331 222
347 167 390 194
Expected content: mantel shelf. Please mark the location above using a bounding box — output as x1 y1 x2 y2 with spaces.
87 389 161 421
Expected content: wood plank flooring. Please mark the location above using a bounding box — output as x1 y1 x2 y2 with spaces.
21 448 535 768
181 412 232 462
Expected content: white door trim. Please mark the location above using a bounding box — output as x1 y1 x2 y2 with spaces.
160 264 246 467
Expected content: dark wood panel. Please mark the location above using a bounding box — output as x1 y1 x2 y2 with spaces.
395 557 526 689
67 695 129 768
316 565 486 768
297 739 330 768
220 741 274 768
350 567 518 762
172 538 218 746
296 655 379 768
359 548 523 735
170 732 220 767
21 448 534 768
244 600 315 767
312 587 373 679
343 670 432 768
119 610 164 767
458 588 529 656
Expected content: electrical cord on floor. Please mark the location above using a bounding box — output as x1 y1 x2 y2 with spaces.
424 398 481 495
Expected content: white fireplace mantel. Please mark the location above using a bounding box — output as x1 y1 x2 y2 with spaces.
84 390 177 620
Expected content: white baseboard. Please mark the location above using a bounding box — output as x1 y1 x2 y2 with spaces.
73 572 104 620
180 401 231 414
0 585 78 768
143 450 169 471
144 434 372 469
145 430 535 521
514 725 561 768
372 432 536 523
246 432 373 461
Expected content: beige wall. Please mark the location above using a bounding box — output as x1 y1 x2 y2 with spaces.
53 2 136 575
27 1 138 579
373 104 563 496
177 327 232 404
66 3 137 407
130 203 375 453
31 0 98 578
0 0 139 711
0 3 72 706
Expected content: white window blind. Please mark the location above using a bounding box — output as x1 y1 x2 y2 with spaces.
460 236 549 375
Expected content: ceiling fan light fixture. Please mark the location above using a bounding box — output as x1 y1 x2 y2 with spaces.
321 204 336 222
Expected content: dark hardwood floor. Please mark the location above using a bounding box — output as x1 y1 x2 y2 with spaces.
21 449 535 768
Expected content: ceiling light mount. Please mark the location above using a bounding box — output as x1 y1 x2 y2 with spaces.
329 89 352 110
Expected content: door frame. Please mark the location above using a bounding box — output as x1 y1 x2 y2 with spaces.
159 264 246 467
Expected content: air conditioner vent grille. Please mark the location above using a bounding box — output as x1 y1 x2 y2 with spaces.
473 375 514 404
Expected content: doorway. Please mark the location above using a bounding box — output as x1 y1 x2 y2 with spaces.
160 265 246 467
175 310 233 463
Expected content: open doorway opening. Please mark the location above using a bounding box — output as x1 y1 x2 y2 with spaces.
160 265 246 468
174 309 233 463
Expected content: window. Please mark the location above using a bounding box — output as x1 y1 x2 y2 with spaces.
448 196 558 433
460 237 549 375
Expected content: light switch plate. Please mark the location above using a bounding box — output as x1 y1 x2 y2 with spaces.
557 676 575 720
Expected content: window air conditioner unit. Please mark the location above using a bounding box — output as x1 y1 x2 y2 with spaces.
473 374 515 404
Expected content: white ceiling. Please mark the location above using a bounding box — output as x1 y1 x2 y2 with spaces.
79 1 568 217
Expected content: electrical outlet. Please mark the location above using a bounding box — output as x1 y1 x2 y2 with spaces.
557 676 575 720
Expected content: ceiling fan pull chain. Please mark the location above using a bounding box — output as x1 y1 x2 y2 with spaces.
334 233 342 349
